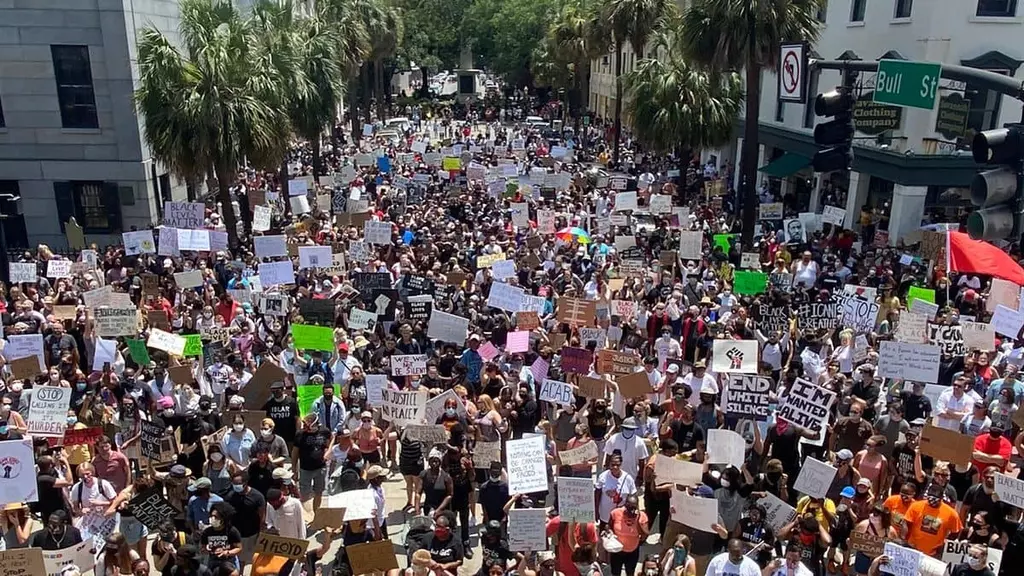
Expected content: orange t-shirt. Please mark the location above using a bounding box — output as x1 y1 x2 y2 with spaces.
250 553 292 576
608 507 649 553
904 500 962 556
882 494 913 526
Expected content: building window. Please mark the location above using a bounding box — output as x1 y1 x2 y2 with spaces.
894 0 913 17
977 0 1017 16
0 181 27 249
53 181 122 234
51 45 98 129
817 1 828 22
850 0 867 21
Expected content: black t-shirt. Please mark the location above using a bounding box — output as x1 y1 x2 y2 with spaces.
477 538 516 576
765 425 802 471
892 442 932 489
294 427 332 471
587 409 613 440
225 488 266 538
1002 522 1024 576
670 420 705 453
247 461 276 497
425 533 465 565
479 478 510 523
201 525 241 565
963 485 1013 530
34 473 68 519
263 396 299 444
28 526 83 550
900 392 933 423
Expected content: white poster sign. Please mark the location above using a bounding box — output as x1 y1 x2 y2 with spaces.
254 235 288 258
298 245 332 270
391 354 428 377
487 282 526 313
0 439 38 505
614 191 638 212
5 333 45 371
821 205 846 226
670 491 719 532
557 477 596 523
777 378 836 439
880 542 922 576
994 472 1024 509
506 435 548 494
538 379 575 407
122 230 156 255
942 540 1001 574
258 261 296 287
163 201 204 228
26 386 73 438
379 388 427 426
792 457 837 500
711 340 759 374
679 231 703 260
9 263 36 284
176 228 210 252
363 221 393 245
707 429 746 469
510 202 530 229
991 304 1024 338
427 310 469 343
653 456 703 486
507 508 548 551
877 341 941 384
962 320 995 351
46 259 72 279
174 270 204 289
147 328 186 356
253 205 272 232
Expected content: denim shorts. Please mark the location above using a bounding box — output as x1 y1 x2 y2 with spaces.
299 467 326 497
120 515 149 545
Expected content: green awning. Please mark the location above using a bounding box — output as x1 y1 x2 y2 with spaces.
758 153 811 178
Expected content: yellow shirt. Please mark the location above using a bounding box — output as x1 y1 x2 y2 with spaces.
796 496 836 531
67 423 92 466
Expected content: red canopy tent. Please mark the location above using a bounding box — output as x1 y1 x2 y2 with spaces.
947 231 1024 285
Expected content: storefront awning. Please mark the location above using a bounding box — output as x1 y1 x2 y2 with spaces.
758 153 811 178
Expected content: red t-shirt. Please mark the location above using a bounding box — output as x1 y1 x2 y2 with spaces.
546 518 598 576
972 434 1012 472
216 300 240 324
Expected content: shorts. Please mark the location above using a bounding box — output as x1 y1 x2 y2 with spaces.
120 515 149 545
299 467 326 497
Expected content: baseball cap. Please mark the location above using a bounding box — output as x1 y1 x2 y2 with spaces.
270 381 285 390
695 485 714 498
667 364 680 374
157 396 175 409
836 449 854 461
840 486 855 499
193 477 212 490
272 468 293 481
857 477 872 487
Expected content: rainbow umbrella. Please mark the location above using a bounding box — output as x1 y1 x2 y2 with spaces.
556 227 591 244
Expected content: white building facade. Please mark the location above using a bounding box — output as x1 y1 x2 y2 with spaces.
0 0 190 251
707 0 1024 245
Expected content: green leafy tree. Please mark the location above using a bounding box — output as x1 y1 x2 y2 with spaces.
597 0 674 166
679 0 825 245
624 22 744 184
533 0 605 119
135 0 290 247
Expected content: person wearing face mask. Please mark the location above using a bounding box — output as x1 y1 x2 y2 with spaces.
264 487 306 545
200 502 241 571
941 544 995 576
605 493 649 576
261 382 299 446
705 538 761 576
422 514 464 576
222 471 265 571
901 485 963 556
764 541 814 576
831 401 873 455
694 383 724 432
185 477 224 537
196 396 222 431
219 414 255 470
202 444 237 496
603 417 649 484
972 424 1012 474
253 418 289 466
292 413 332 511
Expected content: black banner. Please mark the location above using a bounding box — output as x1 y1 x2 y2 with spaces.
369 289 399 321
352 272 393 297
405 301 432 321
128 488 177 530
754 304 790 334
298 299 336 327
140 421 168 461
796 301 839 331
928 323 965 356
405 275 435 296
723 373 773 421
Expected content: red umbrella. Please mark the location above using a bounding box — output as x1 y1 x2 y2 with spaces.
947 231 1024 285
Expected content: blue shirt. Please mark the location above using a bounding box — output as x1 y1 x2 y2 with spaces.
310 396 347 433
220 429 255 465
460 349 483 384
186 493 223 528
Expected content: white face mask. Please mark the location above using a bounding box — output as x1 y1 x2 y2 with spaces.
260 429 273 439
210 453 223 462
968 557 985 570
232 424 244 432
163 409 174 418
721 479 731 488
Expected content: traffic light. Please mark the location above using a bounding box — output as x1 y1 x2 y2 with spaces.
968 125 1024 241
811 71 858 173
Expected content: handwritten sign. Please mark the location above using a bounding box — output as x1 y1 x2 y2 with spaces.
255 532 309 561
994 472 1024 509
391 354 427 377
654 456 702 486
722 373 772 420
777 379 835 439
793 457 837 499
881 542 922 576
506 435 548 494
26 386 72 438
557 477 595 523
380 389 427 426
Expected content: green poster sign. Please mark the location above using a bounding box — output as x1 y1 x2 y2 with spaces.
734 271 768 295
713 234 736 253
292 323 335 352
907 285 936 309
297 384 342 418
183 334 203 357
126 339 150 365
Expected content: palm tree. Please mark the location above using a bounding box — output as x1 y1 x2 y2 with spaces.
320 0 372 142
624 22 744 187
598 0 673 167
136 0 290 248
367 2 403 121
546 0 605 125
679 0 825 246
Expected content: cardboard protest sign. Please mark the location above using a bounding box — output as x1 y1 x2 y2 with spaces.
0 549 46 576
670 491 719 532
380 389 427 426
776 379 835 440
472 441 501 469
558 441 598 467
616 371 651 399
9 356 42 381
557 298 596 326
596 350 639 375
255 532 309 561
722 373 772 421
653 456 702 486
850 531 886 558
919 423 974 467
245 361 288 410
793 457 838 499
575 376 607 399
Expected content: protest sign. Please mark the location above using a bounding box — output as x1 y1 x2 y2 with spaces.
346 540 399 575
942 541 1001 573
26 386 72 438
348 308 377 331
994 472 1024 509
754 304 790 334
850 531 886 558
962 321 995 351
928 323 965 356
164 201 204 228
722 373 772 420
740 253 761 269
297 299 336 326
258 261 295 287
877 341 941 383
759 202 783 220
711 340 759 373
733 271 767 295
539 379 575 407
42 539 95 576
991 304 1024 338
9 356 42 381
173 270 204 289
670 491 719 532
794 301 839 331
8 262 36 284
291 324 334 351
508 508 548 551
125 339 150 365
881 542 922 576
255 532 309 561
557 298 596 326
515 311 540 331
253 205 272 232
793 457 838 499
0 439 37 505
0 549 46 576
919 423 974 467
391 354 428 376
123 230 156 255
559 441 598 467
55 426 103 448
707 429 746 469
761 492 796 532
147 328 186 356
506 435 548 494
6 333 45 372
473 441 501 469
422 389 467 426
363 220 393 244
777 379 835 439
380 389 427 426
616 371 651 399
575 376 607 399
679 231 703 260
988 278 1021 312
822 205 846 226
403 425 448 446
326 488 374 520
907 286 936 310
596 349 639 375
558 477 596 523
93 307 138 337
654 456 703 486
840 297 880 333
46 259 72 279
127 488 177 530
487 281 525 312
298 245 332 269
560 347 593 374
895 312 929 344
140 421 175 462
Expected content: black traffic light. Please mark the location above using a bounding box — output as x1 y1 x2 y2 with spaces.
812 70 858 173
968 125 1024 241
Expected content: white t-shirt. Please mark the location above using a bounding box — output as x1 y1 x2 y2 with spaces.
595 469 637 523
705 553 762 576
767 562 815 576
935 389 977 431
681 373 719 405
603 432 650 480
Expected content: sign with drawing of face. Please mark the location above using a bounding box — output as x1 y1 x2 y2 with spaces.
784 218 805 244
